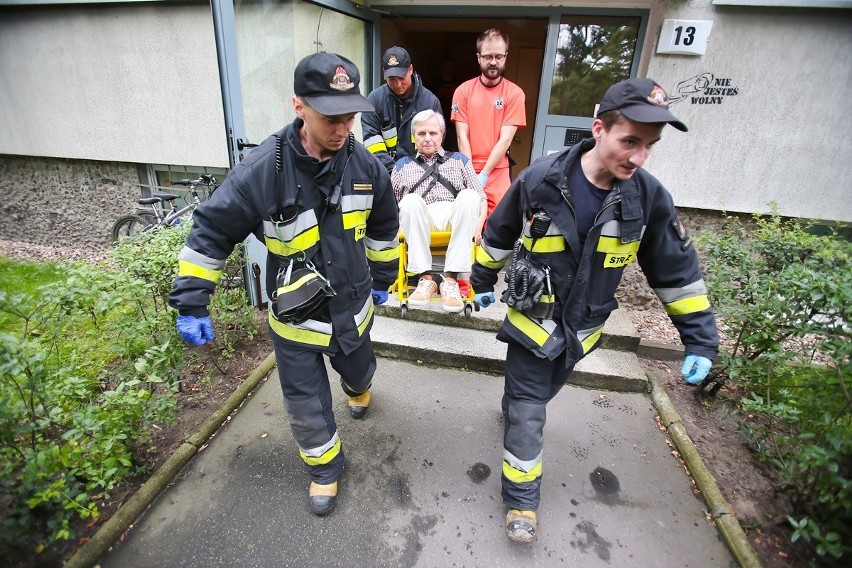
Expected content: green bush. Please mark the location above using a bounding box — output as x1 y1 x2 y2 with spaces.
0 225 257 560
699 212 851 562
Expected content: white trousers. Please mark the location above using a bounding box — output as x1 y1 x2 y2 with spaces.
398 189 481 275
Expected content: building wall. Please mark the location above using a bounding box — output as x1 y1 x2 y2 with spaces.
0 3 228 168
0 155 139 251
645 1 851 223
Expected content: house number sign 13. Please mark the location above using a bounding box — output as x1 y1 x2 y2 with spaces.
656 19 713 56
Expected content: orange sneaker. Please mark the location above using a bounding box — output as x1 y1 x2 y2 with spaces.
440 278 464 313
409 277 437 306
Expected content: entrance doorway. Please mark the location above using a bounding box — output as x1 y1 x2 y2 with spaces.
378 10 648 168
380 17 548 174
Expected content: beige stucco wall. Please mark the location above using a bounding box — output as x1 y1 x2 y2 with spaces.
235 1 370 144
642 1 851 222
0 3 228 168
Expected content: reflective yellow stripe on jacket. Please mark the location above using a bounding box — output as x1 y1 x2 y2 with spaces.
476 241 512 270
177 247 226 283
577 324 604 354
263 211 320 257
506 308 557 347
267 297 374 347
364 134 388 155
655 280 711 316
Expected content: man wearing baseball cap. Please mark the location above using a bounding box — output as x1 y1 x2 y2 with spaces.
470 76 719 543
169 52 400 517
362 46 442 173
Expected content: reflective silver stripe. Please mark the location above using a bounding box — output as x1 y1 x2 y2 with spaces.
341 194 373 213
382 126 398 140
481 241 513 261
178 246 226 270
503 449 542 473
537 317 559 335
301 431 340 457
364 236 399 250
655 279 708 303
577 324 604 342
363 134 385 148
599 219 646 239
293 318 333 334
353 296 372 328
263 210 318 242
267 301 334 334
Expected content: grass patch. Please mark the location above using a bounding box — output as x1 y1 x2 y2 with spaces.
0 257 65 330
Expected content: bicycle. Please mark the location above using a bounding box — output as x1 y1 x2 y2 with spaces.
111 174 219 242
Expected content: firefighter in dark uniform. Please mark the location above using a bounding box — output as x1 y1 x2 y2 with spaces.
471 77 719 542
362 46 442 174
169 52 400 517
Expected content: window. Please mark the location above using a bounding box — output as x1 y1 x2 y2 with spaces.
548 15 641 118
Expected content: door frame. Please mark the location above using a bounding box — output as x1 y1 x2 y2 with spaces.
212 0 381 168
375 5 649 160
212 0 381 306
533 10 649 159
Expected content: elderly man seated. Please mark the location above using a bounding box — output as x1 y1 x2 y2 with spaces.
391 109 487 312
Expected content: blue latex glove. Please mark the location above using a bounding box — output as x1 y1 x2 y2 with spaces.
474 291 496 308
371 289 388 306
477 171 489 187
176 315 215 346
681 354 712 385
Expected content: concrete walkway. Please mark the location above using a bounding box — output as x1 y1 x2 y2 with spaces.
75 275 754 567
99 356 734 567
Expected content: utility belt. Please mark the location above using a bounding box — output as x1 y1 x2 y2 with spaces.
502 210 555 320
271 257 336 324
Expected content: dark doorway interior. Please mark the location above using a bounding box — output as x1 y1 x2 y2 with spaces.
380 17 548 174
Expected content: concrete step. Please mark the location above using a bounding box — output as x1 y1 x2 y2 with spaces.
371 315 649 393
378 270 640 353
375 301 640 353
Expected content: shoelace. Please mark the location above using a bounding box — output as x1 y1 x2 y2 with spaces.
441 280 461 300
414 278 436 297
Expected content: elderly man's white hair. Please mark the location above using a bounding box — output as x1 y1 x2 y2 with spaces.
411 109 446 134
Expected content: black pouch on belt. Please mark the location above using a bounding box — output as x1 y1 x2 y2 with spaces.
501 240 555 320
273 260 336 324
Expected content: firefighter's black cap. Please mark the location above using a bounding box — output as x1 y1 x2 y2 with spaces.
294 52 374 116
597 77 687 132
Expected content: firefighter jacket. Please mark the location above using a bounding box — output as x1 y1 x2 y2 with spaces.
168 119 400 355
471 138 719 368
362 73 442 174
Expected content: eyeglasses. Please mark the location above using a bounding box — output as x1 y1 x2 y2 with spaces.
478 53 507 63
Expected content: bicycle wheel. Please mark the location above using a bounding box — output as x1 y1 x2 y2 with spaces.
111 212 158 242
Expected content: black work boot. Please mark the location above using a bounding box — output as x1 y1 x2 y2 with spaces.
347 389 371 419
309 481 338 516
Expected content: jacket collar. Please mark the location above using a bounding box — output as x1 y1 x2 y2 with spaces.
543 137 644 243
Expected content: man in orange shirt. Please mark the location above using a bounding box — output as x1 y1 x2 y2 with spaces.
452 29 526 216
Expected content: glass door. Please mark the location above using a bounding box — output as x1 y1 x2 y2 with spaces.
532 12 647 159
212 0 379 305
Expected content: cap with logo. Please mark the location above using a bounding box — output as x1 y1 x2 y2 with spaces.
596 77 687 132
382 46 412 79
294 52 374 116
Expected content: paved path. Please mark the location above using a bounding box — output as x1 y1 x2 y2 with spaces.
100 356 734 567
